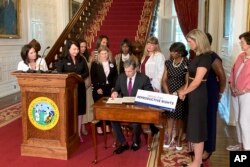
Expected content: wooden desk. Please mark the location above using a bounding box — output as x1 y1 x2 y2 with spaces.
91 97 164 166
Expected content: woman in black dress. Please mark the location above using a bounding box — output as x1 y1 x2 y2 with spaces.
162 42 189 150
56 40 89 143
178 29 212 167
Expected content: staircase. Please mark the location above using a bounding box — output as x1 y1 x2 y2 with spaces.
45 0 158 69
91 0 145 54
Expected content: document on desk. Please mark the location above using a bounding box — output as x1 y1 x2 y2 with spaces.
106 97 135 104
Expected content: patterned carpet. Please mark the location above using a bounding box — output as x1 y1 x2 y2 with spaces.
0 103 21 127
147 134 192 167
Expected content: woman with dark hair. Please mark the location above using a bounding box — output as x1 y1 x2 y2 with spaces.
79 39 90 62
90 35 111 63
78 39 93 136
202 33 226 160
227 31 250 151
162 42 189 150
56 40 89 143
17 44 48 71
115 38 138 74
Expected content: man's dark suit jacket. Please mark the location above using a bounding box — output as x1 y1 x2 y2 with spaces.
113 72 153 96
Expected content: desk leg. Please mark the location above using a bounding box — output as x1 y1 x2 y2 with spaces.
103 121 107 149
157 126 164 167
91 122 97 164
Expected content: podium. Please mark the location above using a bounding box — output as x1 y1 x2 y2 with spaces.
12 71 82 160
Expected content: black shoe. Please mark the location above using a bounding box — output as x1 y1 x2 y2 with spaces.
113 144 129 154
150 124 159 136
187 151 194 156
202 152 212 161
181 163 203 167
131 143 140 151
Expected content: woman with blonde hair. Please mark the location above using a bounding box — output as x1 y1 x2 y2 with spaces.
140 36 165 92
178 29 212 167
140 36 165 136
90 46 118 134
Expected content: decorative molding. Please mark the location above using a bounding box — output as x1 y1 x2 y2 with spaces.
247 0 250 31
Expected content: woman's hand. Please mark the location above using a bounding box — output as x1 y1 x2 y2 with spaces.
178 90 186 101
154 88 160 92
230 85 238 97
97 88 103 95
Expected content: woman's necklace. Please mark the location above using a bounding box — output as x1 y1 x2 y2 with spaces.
29 62 36 70
172 57 183 68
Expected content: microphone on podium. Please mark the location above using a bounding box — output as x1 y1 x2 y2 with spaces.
38 46 50 72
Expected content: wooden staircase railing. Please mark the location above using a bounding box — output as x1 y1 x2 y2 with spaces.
45 0 112 69
45 0 158 70
135 0 159 44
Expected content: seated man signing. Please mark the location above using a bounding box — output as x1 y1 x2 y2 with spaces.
111 58 153 154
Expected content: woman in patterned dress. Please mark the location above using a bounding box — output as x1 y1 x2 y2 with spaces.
162 42 189 150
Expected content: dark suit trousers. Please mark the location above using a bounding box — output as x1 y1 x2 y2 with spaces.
111 121 142 144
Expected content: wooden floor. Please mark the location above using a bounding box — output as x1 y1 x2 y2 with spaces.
0 92 237 166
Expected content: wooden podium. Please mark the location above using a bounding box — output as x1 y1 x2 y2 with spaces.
12 71 82 160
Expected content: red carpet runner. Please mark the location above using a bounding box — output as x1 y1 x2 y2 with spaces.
0 118 149 167
91 0 145 54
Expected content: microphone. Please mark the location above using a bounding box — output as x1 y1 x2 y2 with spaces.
38 46 50 72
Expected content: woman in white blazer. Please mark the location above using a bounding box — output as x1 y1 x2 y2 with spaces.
17 44 48 71
140 37 165 92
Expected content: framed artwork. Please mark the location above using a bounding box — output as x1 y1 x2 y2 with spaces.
0 0 20 38
204 0 209 33
223 0 231 38
69 0 81 19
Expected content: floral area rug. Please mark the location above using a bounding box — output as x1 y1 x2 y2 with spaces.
147 134 192 167
0 103 21 128
161 141 192 167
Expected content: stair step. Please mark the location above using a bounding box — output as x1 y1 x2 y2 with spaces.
105 16 141 20
89 0 145 51
108 10 142 15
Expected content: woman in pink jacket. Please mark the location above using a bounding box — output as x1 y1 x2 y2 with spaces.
227 32 250 151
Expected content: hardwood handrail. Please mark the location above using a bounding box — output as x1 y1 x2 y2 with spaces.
135 0 159 44
45 0 111 69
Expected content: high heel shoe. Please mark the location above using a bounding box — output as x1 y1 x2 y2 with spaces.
97 127 103 135
79 136 84 143
163 138 175 149
202 152 212 161
182 163 203 167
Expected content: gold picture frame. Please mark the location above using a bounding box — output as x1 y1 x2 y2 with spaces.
223 0 230 38
0 0 20 38
69 0 81 19
204 0 209 33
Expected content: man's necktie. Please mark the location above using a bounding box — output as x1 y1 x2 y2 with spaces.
128 78 132 96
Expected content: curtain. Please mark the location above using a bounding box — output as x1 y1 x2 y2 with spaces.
174 0 199 36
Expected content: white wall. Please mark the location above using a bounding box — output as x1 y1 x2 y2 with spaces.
0 0 71 98
208 0 249 124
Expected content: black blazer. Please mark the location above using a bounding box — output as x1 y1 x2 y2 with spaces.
113 72 153 97
56 56 89 79
90 61 118 90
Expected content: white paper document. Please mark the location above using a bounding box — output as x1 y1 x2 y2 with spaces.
106 97 135 104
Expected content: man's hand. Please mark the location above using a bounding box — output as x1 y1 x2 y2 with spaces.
97 88 103 95
111 91 118 99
